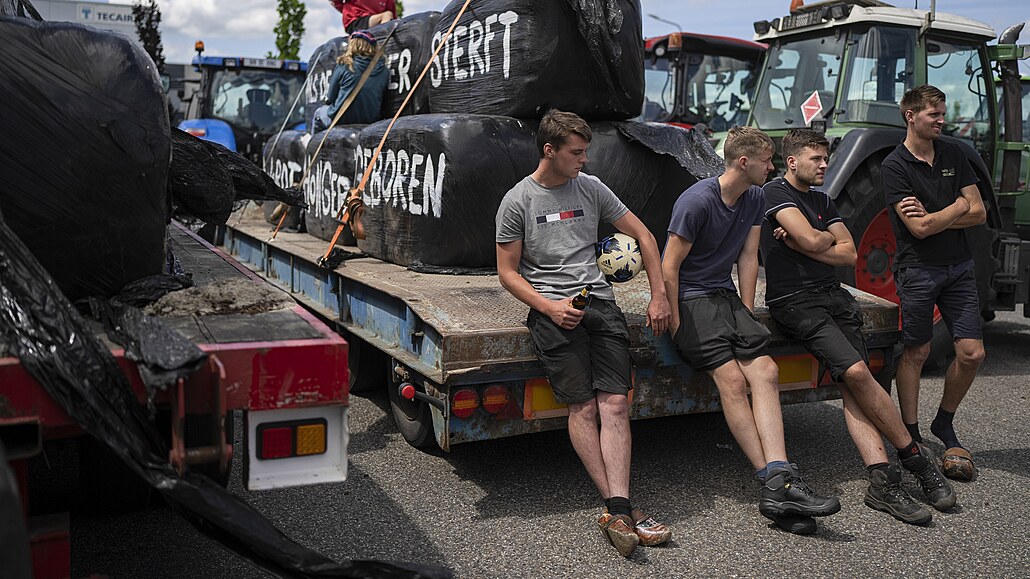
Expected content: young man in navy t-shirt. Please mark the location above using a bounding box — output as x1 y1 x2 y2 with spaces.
880 85 987 482
662 126 840 535
762 129 955 526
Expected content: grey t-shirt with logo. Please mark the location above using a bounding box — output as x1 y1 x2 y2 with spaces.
495 173 629 301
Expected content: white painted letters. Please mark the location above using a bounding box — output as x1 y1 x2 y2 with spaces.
430 11 519 87
356 144 446 218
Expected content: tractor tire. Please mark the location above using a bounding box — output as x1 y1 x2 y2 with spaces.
835 159 961 370
343 331 389 394
387 365 437 450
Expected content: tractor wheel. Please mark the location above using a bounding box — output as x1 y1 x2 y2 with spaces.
387 364 437 450
836 160 955 370
343 331 388 394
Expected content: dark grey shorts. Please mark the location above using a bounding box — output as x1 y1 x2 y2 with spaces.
673 289 770 371
896 259 982 345
526 298 632 405
769 284 867 382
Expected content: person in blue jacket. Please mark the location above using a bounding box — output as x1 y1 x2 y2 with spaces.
312 29 388 132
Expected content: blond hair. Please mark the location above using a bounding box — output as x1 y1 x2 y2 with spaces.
724 126 773 167
338 36 376 72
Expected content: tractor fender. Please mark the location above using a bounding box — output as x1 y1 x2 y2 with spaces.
823 127 906 201
177 119 237 152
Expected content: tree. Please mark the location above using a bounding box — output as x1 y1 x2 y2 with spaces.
268 0 306 61
132 0 165 74
397 0 405 18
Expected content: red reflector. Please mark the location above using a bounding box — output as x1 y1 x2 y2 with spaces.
451 388 479 419
481 384 510 414
260 426 293 459
868 349 885 373
185 128 207 137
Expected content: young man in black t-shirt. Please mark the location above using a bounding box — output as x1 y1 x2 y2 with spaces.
881 85 987 482
762 130 955 526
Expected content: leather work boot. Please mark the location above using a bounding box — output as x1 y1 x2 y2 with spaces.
900 444 957 511
865 464 933 525
759 464 841 518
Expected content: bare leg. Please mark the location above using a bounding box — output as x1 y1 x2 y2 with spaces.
567 399 610 498
895 343 930 424
837 382 890 466
840 362 912 449
940 338 984 413
596 392 632 499
738 356 787 465
709 359 770 470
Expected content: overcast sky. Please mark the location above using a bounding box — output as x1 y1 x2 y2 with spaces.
152 0 1028 72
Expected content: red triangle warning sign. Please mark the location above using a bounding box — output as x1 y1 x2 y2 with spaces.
801 91 824 125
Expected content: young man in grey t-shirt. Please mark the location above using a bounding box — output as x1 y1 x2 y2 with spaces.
495 110 671 557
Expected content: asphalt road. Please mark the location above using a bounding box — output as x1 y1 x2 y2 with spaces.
70 310 1030 578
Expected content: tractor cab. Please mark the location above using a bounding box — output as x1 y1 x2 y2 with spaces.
641 32 766 135
750 0 997 164
180 42 307 164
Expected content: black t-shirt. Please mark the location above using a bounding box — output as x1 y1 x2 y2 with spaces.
761 178 842 303
881 139 979 269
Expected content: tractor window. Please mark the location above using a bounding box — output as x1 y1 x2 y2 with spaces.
926 38 990 145
753 35 845 130
837 26 915 126
682 53 758 132
207 68 306 132
640 57 676 122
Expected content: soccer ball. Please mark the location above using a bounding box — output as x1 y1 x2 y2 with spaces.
595 233 643 282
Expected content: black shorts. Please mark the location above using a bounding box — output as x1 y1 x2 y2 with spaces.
896 259 982 345
769 284 867 381
346 15 372 33
526 298 632 405
673 289 770 371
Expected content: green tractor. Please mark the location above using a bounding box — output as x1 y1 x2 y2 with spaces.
744 0 1029 364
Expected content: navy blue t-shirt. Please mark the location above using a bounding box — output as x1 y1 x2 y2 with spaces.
761 178 842 303
667 176 765 299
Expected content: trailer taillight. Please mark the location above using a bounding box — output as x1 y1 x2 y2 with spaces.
185 128 207 137
481 384 511 414
256 419 327 460
451 388 479 419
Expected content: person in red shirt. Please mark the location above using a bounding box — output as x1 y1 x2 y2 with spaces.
329 0 396 33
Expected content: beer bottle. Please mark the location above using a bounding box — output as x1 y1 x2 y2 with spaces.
571 287 590 310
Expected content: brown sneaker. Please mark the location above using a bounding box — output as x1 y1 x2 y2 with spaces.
631 509 673 546
597 513 639 557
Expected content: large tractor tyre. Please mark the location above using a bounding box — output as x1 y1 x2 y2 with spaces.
343 331 389 394
836 160 956 370
387 364 437 450
0 442 32 579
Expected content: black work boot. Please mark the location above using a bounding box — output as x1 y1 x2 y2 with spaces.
770 514 817 535
900 444 957 511
759 464 841 518
864 464 933 525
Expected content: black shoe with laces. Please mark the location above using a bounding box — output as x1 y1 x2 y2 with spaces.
900 443 957 511
759 464 841 518
865 464 933 525
770 514 817 535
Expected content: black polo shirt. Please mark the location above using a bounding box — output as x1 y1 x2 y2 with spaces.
881 139 978 269
761 178 842 303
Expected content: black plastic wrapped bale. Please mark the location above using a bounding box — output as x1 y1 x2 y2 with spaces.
0 17 169 302
426 0 644 120
305 36 348 133
304 126 365 243
588 122 724 250
261 130 309 229
355 114 537 267
368 11 441 119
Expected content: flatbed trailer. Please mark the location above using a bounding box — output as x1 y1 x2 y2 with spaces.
0 222 350 578
220 209 900 452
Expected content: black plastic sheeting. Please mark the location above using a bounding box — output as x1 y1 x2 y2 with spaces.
426 0 644 120
0 0 39 19
261 129 310 230
368 11 441 119
0 16 170 302
591 122 724 248
170 128 307 225
356 114 537 267
304 126 365 243
305 37 349 133
0 207 451 578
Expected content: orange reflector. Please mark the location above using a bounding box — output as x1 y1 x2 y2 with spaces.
185 128 207 137
868 348 885 373
296 423 327 456
481 384 510 414
451 388 479 419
